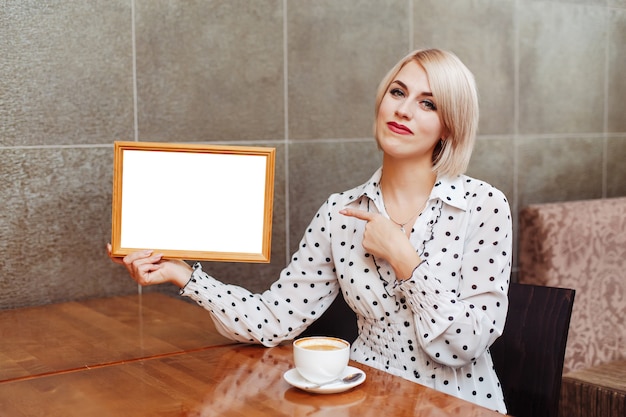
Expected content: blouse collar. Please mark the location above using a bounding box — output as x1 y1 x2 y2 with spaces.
346 167 469 212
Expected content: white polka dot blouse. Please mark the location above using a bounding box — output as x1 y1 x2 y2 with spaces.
180 167 512 413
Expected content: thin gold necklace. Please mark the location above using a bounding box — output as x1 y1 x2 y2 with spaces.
383 197 428 233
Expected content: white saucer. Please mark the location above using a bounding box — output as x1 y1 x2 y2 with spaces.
283 366 366 394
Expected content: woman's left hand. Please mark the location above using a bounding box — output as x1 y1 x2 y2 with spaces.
340 208 421 279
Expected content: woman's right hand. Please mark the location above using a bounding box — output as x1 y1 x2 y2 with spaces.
107 243 193 288
339 208 421 280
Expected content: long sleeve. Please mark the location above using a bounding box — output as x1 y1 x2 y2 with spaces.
180 199 341 347
396 183 512 368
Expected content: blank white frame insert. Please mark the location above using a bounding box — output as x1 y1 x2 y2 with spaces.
110 141 275 263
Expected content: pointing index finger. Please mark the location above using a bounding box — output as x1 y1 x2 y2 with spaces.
340 208 375 222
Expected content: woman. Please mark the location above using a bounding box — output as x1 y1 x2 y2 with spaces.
108 48 512 413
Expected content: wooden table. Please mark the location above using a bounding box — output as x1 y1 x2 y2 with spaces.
0 293 232 382
0 294 505 416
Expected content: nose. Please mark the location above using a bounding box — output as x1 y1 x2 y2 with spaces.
395 100 413 119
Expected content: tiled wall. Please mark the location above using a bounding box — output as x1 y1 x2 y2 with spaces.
1 0 624 309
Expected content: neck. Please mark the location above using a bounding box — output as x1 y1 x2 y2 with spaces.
379 157 436 233
380 155 437 201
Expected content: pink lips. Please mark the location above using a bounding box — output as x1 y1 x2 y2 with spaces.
387 121 413 135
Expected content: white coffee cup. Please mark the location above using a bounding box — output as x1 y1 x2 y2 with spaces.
293 336 350 384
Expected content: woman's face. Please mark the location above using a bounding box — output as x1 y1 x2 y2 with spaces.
375 60 446 162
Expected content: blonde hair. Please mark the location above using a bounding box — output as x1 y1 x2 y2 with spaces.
374 48 479 177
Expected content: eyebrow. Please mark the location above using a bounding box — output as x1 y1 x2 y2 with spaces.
391 80 433 97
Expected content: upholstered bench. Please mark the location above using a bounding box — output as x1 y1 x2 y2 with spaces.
518 197 626 417
559 360 626 417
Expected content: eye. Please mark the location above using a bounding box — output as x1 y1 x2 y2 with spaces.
419 99 437 111
389 87 405 98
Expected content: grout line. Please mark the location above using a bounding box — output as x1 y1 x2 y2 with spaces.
513 0 520 205
602 7 610 198
0 144 114 150
131 0 142 297
0 132 616 152
512 0 520 277
283 0 291 264
408 0 414 51
286 137 375 144
479 132 620 140
131 0 139 143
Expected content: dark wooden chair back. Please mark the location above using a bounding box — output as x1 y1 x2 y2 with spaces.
299 293 358 343
490 282 575 417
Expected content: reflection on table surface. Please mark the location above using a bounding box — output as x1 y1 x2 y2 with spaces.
0 293 232 382
0 344 503 417
0 294 505 416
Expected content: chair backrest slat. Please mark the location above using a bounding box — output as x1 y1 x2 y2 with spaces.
490 282 576 417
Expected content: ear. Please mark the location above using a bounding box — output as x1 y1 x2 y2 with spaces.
441 128 450 141
440 126 450 141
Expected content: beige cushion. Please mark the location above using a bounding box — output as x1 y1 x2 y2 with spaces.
518 197 626 373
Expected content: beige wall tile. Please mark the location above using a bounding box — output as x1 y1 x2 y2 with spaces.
0 147 136 309
517 136 603 207
0 1 134 146
608 8 626 133
287 0 409 140
135 0 284 142
607 136 626 197
518 2 606 134
288 140 382 254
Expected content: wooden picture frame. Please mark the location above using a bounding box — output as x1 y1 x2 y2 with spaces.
110 141 275 263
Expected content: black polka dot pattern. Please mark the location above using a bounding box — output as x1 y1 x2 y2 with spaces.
180 168 511 414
